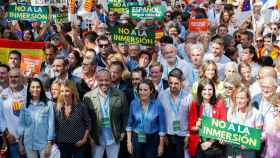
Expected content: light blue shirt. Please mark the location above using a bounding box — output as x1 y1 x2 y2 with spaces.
18 101 55 150
177 44 191 63
99 93 115 145
158 89 191 136
126 99 166 136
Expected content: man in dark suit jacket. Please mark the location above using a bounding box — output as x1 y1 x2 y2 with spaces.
48 56 90 99
40 43 58 78
83 69 128 158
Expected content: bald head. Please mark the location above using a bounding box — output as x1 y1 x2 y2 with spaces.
96 69 111 80
9 68 23 90
258 66 277 80
96 69 111 94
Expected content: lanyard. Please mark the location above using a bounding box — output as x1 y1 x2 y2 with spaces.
168 90 183 119
133 88 138 99
140 101 150 130
226 97 231 109
99 89 111 118
156 80 163 92
164 59 178 78
191 69 197 83
203 103 212 117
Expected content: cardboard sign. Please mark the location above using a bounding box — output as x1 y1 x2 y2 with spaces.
199 117 261 150
129 5 164 20
0 40 45 75
8 5 49 22
110 26 155 46
188 18 208 32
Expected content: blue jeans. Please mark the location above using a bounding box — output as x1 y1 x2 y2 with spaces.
93 143 120 158
132 132 159 158
9 143 20 158
58 143 85 158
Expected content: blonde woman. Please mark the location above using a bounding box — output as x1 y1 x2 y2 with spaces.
192 60 223 98
50 80 61 104
55 80 91 158
220 73 241 109
226 86 262 158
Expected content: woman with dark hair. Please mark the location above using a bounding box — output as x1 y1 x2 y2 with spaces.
67 50 82 74
188 79 227 158
55 80 91 158
126 79 166 158
18 78 55 158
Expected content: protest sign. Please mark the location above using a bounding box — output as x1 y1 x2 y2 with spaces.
17 0 31 5
53 10 68 23
77 0 95 19
129 5 164 20
8 5 49 22
188 18 208 32
31 0 67 6
110 26 155 46
0 39 45 75
199 117 261 150
108 0 138 14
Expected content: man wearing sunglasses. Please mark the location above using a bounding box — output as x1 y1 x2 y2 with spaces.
96 35 112 68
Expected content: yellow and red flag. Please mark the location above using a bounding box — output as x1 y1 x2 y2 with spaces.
0 39 45 75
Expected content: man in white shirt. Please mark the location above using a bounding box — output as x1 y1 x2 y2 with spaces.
0 68 27 158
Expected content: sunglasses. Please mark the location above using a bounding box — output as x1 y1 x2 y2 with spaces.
99 44 109 48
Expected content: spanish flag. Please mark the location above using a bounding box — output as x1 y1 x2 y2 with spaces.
0 39 45 75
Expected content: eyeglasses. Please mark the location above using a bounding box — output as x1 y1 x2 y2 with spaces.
256 39 263 42
99 44 109 48
109 13 115 16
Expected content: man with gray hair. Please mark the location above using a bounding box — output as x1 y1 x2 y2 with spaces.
159 44 192 92
252 76 278 130
188 43 205 85
250 66 278 98
0 68 27 158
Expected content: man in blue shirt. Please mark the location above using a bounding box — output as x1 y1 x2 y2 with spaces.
158 68 191 158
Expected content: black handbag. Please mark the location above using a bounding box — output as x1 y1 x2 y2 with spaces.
202 141 225 158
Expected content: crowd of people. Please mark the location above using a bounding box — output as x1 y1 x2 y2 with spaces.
0 0 280 158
